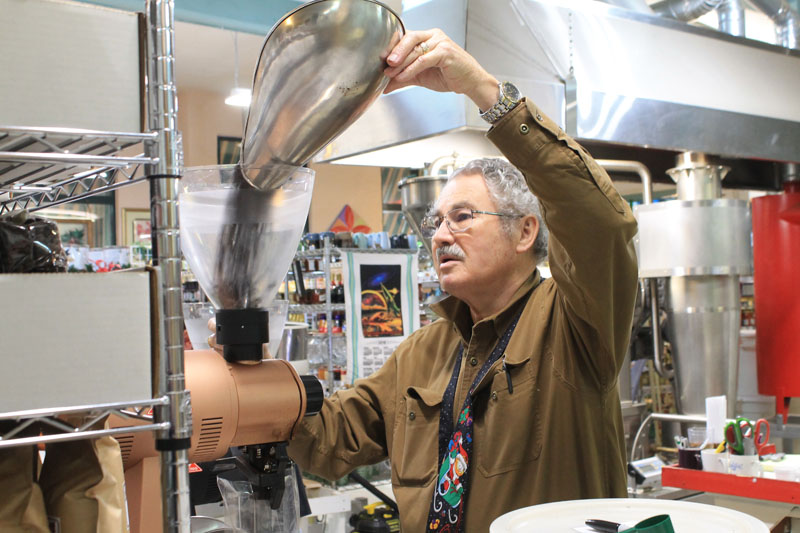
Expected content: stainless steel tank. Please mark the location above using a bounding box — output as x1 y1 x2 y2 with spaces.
635 152 751 416
398 175 448 256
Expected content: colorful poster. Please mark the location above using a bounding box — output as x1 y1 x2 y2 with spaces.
359 264 404 338
342 251 420 382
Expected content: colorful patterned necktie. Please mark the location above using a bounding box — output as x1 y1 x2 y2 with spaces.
426 304 527 532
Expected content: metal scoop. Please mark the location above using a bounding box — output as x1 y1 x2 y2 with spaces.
240 0 404 190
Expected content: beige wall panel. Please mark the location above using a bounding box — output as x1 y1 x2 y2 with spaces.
308 164 382 234
115 181 149 245
178 88 246 168
115 87 245 239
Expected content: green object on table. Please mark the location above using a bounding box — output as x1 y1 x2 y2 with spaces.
620 514 675 533
726 417 755 455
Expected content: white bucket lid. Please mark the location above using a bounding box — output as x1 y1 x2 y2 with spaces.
489 498 768 533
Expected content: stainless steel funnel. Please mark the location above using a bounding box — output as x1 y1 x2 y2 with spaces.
179 164 315 362
241 0 404 189
398 175 447 256
179 165 315 311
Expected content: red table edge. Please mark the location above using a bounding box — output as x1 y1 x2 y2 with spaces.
661 465 800 505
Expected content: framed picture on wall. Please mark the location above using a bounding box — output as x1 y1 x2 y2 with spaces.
217 136 242 164
54 218 94 247
123 208 151 246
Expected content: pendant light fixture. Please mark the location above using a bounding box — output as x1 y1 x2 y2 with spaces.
225 32 251 107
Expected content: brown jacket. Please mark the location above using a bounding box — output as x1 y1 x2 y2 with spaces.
288 99 639 531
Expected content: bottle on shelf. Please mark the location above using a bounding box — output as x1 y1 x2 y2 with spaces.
332 311 345 334
317 313 327 334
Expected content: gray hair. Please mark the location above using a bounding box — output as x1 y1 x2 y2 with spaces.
451 158 548 262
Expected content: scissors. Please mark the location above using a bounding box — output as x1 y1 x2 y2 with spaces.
738 417 771 455
724 417 753 455
751 418 771 455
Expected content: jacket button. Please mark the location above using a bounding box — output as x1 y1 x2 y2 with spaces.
470 357 478 366
519 123 530 135
536 113 543 121
409 411 416 420
491 391 498 401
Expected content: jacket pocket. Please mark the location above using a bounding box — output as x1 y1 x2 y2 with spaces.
391 386 442 486
475 369 542 477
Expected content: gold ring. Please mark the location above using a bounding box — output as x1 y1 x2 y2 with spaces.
419 41 430 55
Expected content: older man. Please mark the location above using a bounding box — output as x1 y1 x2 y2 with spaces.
288 29 638 532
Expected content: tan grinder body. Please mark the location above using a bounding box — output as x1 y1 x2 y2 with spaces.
110 349 320 533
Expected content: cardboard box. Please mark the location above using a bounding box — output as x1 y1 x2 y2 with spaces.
0 0 142 132
0 270 154 413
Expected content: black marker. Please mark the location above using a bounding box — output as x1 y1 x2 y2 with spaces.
503 360 513 394
585 519 624 533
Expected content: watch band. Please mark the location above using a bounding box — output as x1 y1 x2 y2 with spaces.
479 81 522 124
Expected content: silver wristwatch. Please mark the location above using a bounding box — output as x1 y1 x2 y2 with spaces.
479 81 522 124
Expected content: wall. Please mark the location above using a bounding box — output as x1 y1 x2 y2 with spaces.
178 88 245 167
115 87 246 243
114 180 150 245
307 163 383 234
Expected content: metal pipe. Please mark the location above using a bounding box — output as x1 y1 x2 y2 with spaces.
145 1 190 532
324 235 335 395
145 2 181 177
12 176 149 215
0 126 157 140
770 415 800 439
0 397 168 421
596 160 671 379
750 0 800 48
0 423 169 450
595 0 654 13
596 160 652 204
651 0 723 21
718 0 746 36
0 152 154 167
648 278 672 379
783 162 799 182
630 412 707 461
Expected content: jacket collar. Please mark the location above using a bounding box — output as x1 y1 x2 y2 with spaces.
431 269 541 363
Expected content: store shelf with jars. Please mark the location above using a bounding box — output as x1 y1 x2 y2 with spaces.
278 233 345 395
278 231 420 395
418 265 444 327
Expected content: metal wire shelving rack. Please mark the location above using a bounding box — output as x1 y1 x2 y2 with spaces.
0 127 156 215
0 2 191 531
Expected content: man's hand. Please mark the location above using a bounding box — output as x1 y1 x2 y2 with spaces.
206 317 273 359
383 28 500 111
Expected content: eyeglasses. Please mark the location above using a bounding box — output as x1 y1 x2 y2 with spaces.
420 207 520 238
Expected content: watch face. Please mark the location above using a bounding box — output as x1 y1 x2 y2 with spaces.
502 81 521 102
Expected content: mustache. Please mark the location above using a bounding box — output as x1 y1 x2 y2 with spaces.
436 244 465 261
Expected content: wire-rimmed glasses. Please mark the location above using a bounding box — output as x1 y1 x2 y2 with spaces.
420 207 520 238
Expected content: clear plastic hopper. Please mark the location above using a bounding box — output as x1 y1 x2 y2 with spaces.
179 164 314 362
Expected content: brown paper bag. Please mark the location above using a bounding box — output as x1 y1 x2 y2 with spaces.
0 446 51 533
38 430 129 533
